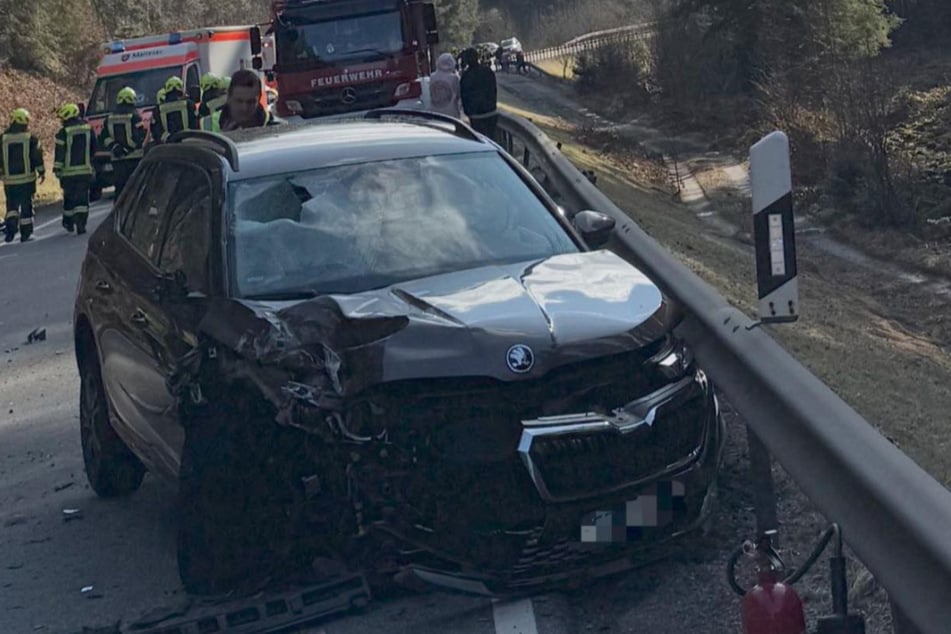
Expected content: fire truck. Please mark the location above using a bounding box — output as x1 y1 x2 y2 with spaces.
263 0 439 120
85 26 273 200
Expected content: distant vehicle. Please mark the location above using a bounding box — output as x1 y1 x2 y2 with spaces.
476 41 499 55
500 37 522 53
73 109 724 597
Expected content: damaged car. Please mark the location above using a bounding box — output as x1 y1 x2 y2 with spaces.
72 109 725 597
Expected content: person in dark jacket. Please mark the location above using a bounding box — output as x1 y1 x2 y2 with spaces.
54 102 97 235
200 70 280 132
99 87 145 198
150 76 198 146
0 108 45 242
460 48 499 140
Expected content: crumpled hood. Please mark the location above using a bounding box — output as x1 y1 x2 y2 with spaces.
199 251 676 394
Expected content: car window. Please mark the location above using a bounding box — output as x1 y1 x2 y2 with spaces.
158 167 213 293
125 162 185 266
228 151 579 298
117 163 155 236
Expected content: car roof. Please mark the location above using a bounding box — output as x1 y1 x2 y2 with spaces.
172 118 500 182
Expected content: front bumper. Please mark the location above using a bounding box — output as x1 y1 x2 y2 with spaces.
378 371 726 596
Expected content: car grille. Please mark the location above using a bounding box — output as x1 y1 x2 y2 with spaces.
300 81 401 117
524 390 708 502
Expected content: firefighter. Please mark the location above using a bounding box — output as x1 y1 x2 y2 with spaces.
151 76 198 144
0 108 45 243
100 87 145 198
200 69 279 132
460 48 499 140
53 102 97 235
198 72 227 118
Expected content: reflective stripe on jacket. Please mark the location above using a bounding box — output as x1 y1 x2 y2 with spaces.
61 124 94 177
2 132 35 185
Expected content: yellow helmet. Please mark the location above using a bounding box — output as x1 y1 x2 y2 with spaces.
57 103 80 121
164 76 184 93
200 72 220 92
11 108 30 125
116 87 137 105
156 87 167 104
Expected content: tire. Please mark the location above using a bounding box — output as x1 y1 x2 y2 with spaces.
176 404 299 596
79 351 146 498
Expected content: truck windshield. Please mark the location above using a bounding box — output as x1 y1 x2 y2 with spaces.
88 67 178 115
276 10 404 67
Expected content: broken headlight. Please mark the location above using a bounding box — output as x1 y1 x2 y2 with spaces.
647 334 694 381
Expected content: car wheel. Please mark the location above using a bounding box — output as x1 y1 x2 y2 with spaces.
80 352 146 498
176 404 298 596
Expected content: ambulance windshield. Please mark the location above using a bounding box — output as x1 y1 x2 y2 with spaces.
89 67 180 115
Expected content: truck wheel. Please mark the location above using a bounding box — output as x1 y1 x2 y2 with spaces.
79 349 146 498
176 402 296 595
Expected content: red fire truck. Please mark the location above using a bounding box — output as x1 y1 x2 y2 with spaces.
262 0 439 120
85 26 272 199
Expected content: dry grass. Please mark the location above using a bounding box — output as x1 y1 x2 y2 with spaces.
534 56 576 80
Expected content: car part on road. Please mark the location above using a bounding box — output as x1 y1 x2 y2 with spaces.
67 573 371 634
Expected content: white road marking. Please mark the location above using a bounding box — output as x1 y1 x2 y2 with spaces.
492 598 539 634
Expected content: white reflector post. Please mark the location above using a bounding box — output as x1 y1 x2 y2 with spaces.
751 131 799 323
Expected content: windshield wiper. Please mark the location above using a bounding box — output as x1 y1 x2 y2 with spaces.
244 289 319 301
339 47 389 58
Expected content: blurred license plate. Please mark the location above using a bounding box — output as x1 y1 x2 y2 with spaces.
579 480 686 543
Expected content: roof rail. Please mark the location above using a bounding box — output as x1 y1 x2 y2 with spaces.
166 130 240 171
363 108 484 143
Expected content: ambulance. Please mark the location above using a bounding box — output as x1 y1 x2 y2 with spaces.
85 26 272 200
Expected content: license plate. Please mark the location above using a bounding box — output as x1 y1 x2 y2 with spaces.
579 480 686 543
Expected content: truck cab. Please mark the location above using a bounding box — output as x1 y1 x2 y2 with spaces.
267 0 438 120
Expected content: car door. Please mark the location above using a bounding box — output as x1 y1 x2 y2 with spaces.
148 164 216 466
97 160 186 482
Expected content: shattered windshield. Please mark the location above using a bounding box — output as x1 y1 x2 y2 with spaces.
88 67 176 115
229 152 579 298
276 10 405 66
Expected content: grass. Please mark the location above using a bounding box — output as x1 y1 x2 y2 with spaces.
533 56 575 80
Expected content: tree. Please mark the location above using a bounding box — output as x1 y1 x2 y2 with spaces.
434 0 480 48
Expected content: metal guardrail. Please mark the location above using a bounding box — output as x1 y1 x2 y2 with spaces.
495 113 951 634
525 23 656 63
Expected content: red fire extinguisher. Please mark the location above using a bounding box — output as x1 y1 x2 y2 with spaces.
731 533 807 634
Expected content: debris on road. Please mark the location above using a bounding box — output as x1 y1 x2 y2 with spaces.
54 481 75 492
7 562 24 570
26 328 47 344
3 514 28 527
62 508 83 522
82 586 104 599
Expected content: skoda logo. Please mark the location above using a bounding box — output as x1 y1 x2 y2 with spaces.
341 87 358 104
506 345 535 374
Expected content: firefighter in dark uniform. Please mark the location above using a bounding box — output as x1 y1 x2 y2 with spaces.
150 76 198 145
100 87 145 198
54 102 97 235
0 108 45 243
198 73 228 118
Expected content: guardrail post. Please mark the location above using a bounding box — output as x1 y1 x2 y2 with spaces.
746 426 779 541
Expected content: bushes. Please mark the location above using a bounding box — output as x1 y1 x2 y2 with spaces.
574 41 652 106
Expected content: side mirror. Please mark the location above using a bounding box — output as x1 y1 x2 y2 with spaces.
252 56 263 71
572 210 616 249
424 5 439 44
250 26 262 55
186 85 201 103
